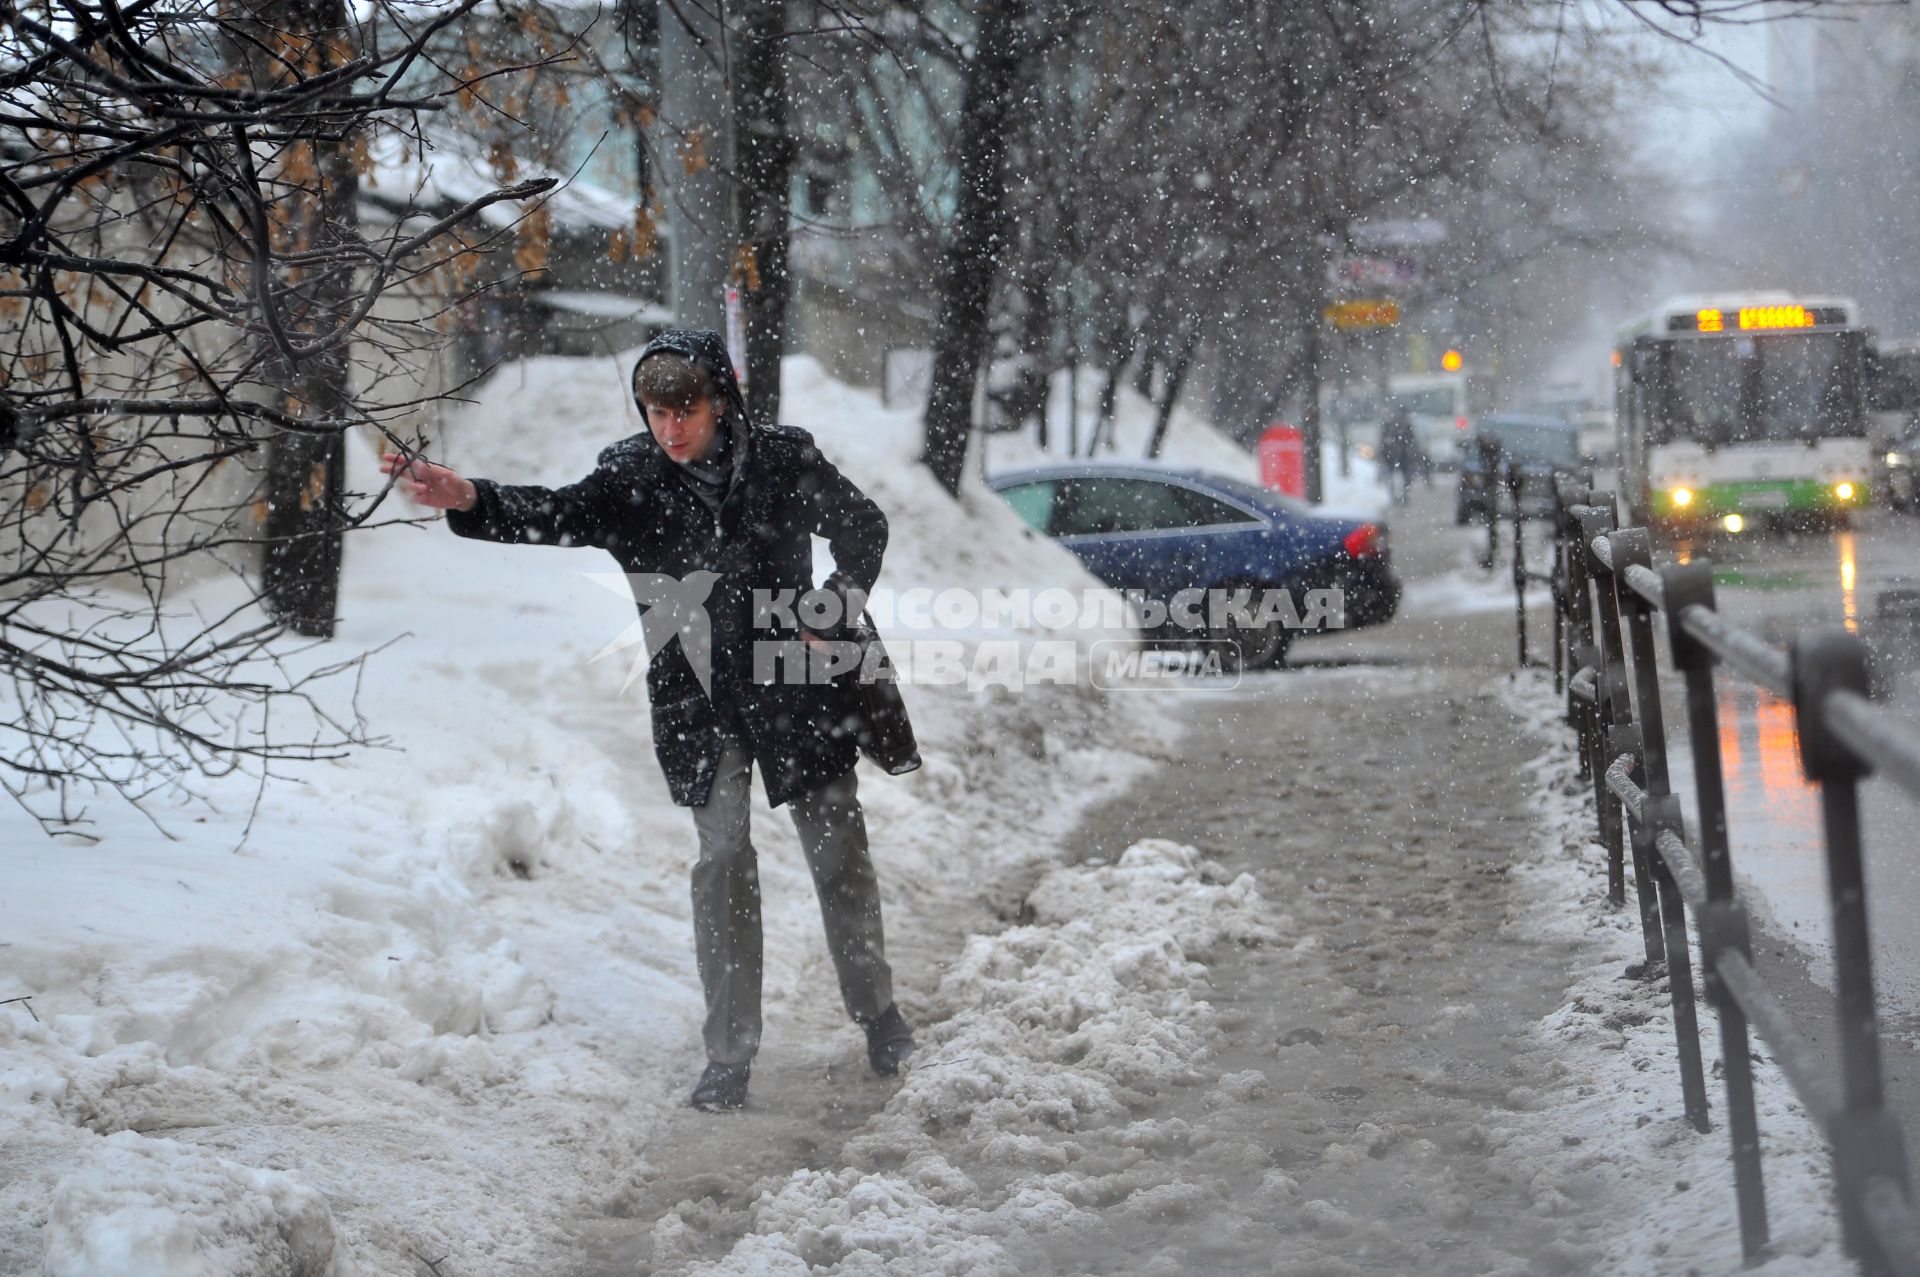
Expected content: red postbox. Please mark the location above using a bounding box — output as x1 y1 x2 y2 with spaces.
1259 424 1305 498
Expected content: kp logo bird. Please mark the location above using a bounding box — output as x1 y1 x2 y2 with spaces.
585 571 721 694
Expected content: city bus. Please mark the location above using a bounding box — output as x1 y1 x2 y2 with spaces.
1613 293 1873 531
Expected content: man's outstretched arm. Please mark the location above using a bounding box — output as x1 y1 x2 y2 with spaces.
381 450 622 549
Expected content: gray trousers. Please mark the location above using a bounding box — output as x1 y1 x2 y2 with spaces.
690 743 894 1065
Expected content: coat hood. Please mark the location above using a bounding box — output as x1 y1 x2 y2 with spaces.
631 328 751 434
630 327 756 514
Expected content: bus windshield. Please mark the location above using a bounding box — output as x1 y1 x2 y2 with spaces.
1659 332 1864 444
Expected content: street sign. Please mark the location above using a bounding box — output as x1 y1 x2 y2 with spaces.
1322 300 1401 330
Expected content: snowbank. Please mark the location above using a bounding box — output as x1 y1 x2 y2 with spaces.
656 839 1275 1276
43 1134 349 1277
0 354 1170 1274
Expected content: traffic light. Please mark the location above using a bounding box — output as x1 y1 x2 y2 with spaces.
1441 348 1464 372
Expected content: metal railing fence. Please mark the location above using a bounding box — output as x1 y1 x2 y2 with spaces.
1504 469 1920 1275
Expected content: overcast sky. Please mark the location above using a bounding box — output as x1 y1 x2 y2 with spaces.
1538 12 1792 389
1635 16 1779 214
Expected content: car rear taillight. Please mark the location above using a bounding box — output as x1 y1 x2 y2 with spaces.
1455 415 1468 431
1343 523 1383 558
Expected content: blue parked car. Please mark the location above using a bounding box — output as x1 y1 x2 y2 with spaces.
985 463 1400 669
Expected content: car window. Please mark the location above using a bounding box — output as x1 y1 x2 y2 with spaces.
1052 479 1184 535
1170 486 1254 528
1052 478 1239 536
996 481 1056 533
1205 473 1306 516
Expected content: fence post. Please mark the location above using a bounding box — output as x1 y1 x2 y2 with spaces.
1552 483 1584 696
1479 436 1502 572
1611 527 1711 1133
1562 492 1600 780
1512 464 1530 667
1665 560 1770 1256
1585 509 1646 918
1793 629 1913 1275
1609 722 1663 962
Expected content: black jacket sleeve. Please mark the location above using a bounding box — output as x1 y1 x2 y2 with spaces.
793 435 888 624
445 445 632 549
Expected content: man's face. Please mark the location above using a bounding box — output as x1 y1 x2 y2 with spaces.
643 393 721 464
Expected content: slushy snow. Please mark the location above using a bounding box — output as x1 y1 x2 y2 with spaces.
0 352 1179 1274
661 839 1274 1277
0 351 1842 1275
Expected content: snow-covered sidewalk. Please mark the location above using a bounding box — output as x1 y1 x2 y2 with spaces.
595 661 1843 1276
1 351 1841 1276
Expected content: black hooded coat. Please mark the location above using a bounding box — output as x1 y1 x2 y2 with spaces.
447 329 887 808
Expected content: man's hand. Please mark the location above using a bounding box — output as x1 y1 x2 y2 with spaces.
380 452 477 512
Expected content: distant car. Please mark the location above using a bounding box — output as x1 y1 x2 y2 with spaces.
1884 426 1919 512
985 464 1400 669
1456 414 1584 525
1572 407 1618 469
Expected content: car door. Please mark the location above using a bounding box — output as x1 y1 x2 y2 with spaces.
1164 483 1274 587
1050 477 1236 596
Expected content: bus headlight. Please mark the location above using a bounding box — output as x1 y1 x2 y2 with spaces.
1723 514 1745 533
1834 481 1856 501
1669 486 1694 508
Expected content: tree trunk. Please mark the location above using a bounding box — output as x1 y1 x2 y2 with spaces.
255 0 357 639
1089 307 1138 454
921 0 1031 496
1017 253 1053 448
733 0 792 425
1131 335 1158 400
1129 284 1169 400
1146 322 1202 460
619 0 659 214
1066 354 1079 457
1300 313 1324 504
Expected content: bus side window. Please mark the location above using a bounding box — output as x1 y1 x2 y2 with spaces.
1630 341 1672 444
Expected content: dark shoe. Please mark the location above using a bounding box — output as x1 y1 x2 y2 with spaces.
861 1005 916 1076
691 1061 750 1112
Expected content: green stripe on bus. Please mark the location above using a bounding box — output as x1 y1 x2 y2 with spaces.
1652 478 1865 516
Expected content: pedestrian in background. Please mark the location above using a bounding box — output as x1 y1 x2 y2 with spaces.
1381 402 1419 505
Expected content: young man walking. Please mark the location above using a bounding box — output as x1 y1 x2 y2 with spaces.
381 329 915 1112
